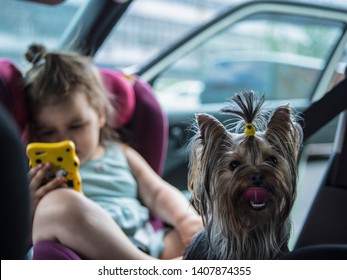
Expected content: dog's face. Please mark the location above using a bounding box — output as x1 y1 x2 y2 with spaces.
189 103 303 240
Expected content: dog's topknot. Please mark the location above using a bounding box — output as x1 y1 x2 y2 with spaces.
221 91 266 135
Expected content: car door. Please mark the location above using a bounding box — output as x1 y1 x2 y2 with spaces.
137 1 347 192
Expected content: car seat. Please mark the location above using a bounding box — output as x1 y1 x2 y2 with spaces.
0 59 31 259
0 104 31 259
288 74 347 259
0 58 168 259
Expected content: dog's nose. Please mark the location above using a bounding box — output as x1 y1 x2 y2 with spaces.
251 173 265 186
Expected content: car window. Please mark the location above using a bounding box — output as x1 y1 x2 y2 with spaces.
0 0 85 68
94 0 233 69
153 13 344 109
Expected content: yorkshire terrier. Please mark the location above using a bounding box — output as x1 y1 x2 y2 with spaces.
184 91 303 260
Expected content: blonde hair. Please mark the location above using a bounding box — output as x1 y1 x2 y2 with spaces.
24 44 118 143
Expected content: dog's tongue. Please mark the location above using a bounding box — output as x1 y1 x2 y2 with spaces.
243 187 269 203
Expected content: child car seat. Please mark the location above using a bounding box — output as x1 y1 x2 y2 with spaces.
0 58 168 259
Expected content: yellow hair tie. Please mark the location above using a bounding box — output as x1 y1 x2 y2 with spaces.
244 123 256 137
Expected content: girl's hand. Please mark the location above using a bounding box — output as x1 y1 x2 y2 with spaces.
28 163 68 217
175 214 203 247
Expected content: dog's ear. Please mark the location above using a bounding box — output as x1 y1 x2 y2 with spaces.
189 113 231 216
196 113 229 145
265 105 302 159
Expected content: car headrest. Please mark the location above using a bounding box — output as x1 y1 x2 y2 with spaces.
99 68 136 127
0 59 136 131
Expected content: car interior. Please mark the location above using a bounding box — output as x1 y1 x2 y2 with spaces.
282 73 347 259
0 100 30 260
0 58 30 260
1 57 346 260
1 0 347 260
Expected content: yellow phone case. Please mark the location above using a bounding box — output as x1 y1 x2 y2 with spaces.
26 140 83 193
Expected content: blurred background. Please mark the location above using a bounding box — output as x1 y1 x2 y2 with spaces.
1 0 346 69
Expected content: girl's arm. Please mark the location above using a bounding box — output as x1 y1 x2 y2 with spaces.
122 144 203 246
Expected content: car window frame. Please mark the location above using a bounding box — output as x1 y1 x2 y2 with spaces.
59 0 134 56
137 0 347 104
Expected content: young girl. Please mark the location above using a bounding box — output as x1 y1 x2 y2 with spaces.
25 44 202 259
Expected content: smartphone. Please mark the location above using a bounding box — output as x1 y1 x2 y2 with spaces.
26 140 83 193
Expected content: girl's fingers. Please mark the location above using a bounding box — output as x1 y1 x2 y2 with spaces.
27 163 44 180
29 163 51 191
35 176 68 198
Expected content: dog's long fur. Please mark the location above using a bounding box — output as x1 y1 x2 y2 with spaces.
184 91 303 260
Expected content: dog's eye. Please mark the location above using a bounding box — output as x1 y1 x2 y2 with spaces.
229 160 240 171
265 156 277 166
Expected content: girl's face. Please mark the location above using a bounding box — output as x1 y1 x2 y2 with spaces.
32 91 106 164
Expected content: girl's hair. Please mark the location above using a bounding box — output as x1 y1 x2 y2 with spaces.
24 44 119 143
